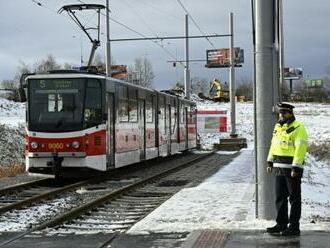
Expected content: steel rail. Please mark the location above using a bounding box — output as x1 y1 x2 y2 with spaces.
0 178 51 195
0 178 96 214
34 152 213 230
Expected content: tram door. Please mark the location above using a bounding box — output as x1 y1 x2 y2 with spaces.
166 104 171 154
107 93 115 169
185 107 189 149
139 99 146 160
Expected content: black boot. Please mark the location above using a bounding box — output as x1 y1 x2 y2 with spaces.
281 227 300 236
266 224 287 233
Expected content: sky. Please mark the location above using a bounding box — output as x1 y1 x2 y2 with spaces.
1 0 330 90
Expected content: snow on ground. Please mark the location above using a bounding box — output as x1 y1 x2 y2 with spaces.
0 196 75 232
0 97 25 127
0 98 25 166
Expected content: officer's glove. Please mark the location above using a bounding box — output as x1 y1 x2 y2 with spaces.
291 167 303 178
291 170 297 177
266 161 273 174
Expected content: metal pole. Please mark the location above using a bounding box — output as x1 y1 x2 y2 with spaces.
278 0 284 101
255 0 277 219
251 0 258 218
229 12 236 137
273 0 280 102
184 14 190 99
105 0 111 77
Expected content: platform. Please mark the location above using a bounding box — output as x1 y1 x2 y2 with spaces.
181 229 330 248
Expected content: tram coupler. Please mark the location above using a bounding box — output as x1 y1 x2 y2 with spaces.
47 153 63 180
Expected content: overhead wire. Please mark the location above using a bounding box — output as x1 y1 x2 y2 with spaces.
120 0 159 38
138 0 182 21
77 0 185 67
175 0 216 49
30 0 185 68
30 0 76 24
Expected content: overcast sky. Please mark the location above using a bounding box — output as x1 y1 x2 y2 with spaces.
1 0 330 90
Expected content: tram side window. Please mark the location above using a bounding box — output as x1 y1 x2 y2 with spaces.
146 95 154 123
180 103 184 124
84 80 103 128
158 96 165 133
129 88 138 122
188 106 197 124
171 99 177 134
118 85 129 122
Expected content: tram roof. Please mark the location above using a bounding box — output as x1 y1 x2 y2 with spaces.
25 72 195 104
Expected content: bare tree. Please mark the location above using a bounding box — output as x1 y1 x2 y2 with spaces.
0 61 31 101
236 78 253 101
127 57 154 88
34 54 61 73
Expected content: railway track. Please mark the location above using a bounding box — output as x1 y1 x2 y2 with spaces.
0 152 197 216
0 152 215 247
0 178 94 215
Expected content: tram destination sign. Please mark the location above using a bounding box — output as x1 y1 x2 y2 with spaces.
205 48 244 68
37 79 75 90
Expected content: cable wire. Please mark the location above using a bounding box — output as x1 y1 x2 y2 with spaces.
77 0 185 67
31 0 185 68
175 0 216 49
139 0 182 21
121 0 159 37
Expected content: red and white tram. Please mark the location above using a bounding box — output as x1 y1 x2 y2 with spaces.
25 71 197 177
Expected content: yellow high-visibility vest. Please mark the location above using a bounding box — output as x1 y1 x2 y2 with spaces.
267 120 308 169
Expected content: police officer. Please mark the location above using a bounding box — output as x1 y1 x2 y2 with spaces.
266 102 308 236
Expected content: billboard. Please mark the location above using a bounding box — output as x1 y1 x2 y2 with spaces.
284 67 303 80
206 48 244 68
304 79 323 88
197 110 227 133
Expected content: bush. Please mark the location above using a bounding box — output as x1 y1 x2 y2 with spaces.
0 164 25 178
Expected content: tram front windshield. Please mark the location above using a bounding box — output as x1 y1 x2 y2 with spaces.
28 78 103 132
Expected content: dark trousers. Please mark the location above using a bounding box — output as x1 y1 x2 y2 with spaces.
275 175 301 230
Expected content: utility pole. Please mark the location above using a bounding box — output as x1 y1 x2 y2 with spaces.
184 14 190 99
255 0 277 219
274 0 280 102
105 0 111 77
229 12 237 137
278 0 284 101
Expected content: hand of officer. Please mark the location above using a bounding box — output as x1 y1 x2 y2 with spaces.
291 170 298 177
266 161 273 174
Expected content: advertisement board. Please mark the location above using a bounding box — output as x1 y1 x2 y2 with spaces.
206 48 244 68
197 110 227 133
284 67 303 80
304 79 323 88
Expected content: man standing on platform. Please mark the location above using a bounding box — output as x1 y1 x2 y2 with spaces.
266 102 308 236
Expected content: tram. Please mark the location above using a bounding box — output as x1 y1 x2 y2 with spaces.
24 70 197 178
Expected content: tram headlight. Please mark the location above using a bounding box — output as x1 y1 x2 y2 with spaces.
30 141 38 149
72 141 80 149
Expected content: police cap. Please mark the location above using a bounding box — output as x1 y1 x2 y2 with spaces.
276 102 295 113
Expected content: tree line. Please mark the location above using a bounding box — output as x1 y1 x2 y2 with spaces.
0 54 155 101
